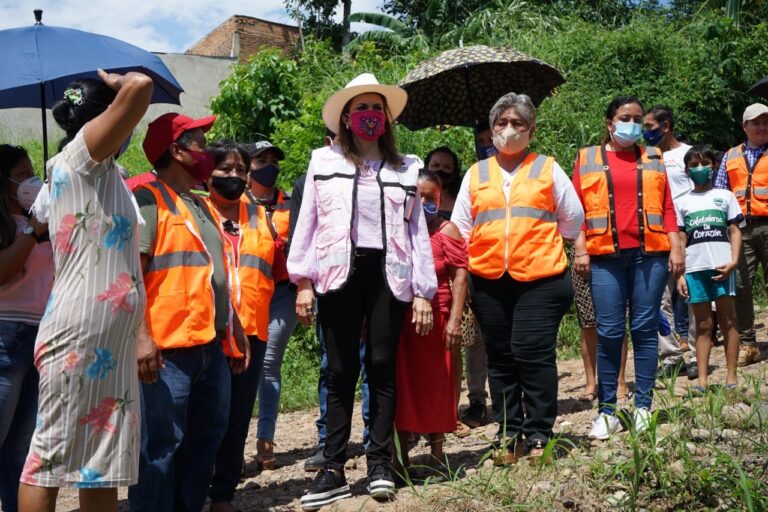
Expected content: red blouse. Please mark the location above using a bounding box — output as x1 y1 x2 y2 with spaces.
572 148 677 250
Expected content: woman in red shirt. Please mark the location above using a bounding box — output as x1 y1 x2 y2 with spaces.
572 96 683 441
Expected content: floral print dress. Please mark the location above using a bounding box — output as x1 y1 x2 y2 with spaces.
21 130 146 488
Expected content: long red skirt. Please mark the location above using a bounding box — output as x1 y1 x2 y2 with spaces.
395 309 457 433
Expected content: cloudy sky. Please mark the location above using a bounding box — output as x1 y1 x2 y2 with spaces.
1 0 386 53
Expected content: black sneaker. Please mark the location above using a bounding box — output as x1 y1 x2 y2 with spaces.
657 360 685 380
304 444 325 471
300 468 351 511
461 399 488 428
367 464 396 501
686 361 699 380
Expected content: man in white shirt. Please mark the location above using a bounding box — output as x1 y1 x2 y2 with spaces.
644 105 697 380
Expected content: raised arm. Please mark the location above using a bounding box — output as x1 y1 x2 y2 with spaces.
83 70 153 162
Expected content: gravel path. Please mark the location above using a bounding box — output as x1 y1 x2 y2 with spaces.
57 330 768 511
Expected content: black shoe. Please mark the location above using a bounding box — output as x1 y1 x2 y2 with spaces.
686 361 699 380
300 468 351 511
461 400 488 428
304 444 325 471
367 464 396 501
657 360 685 380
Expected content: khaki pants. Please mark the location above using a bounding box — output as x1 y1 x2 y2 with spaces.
735 221 768 345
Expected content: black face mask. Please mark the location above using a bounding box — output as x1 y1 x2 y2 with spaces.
250 164 280 188
211 176 246 200
434 170 455 186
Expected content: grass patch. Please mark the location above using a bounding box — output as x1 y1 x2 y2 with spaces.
394 369 768 512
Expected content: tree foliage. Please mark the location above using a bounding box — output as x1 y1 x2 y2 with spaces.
209 4 768 192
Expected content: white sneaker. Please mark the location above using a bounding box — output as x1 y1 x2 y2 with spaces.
588 413 621 440
633 407 652 434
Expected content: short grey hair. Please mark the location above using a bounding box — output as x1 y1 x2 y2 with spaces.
488 93 536 130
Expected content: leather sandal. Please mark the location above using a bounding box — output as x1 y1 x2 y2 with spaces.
256 439 276 471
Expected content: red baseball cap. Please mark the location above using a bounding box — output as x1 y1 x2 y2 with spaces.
143 113 216 165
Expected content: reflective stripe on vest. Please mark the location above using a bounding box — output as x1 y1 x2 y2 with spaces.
725 144 768 219
146 250 209 272
577 145 671 256
468 153 567 281
240 254 273 279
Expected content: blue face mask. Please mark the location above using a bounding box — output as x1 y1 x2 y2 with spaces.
422 201 438 221
476 145 498 160
643 127 663 146
613 121 643 146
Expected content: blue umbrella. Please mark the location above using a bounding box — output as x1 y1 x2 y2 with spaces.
0 10 184 160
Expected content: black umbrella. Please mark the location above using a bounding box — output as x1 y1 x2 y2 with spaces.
397 45 565 130
748 76 768 99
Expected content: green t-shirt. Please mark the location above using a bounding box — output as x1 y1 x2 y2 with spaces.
135 187 229 332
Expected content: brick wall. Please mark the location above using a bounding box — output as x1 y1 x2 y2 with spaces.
187 15 300 62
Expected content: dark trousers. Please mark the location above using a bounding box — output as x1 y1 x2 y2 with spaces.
209 336 267 503
317 251 409 473
470 271 573 443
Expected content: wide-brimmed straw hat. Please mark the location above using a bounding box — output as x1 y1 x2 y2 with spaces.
322 73 408 135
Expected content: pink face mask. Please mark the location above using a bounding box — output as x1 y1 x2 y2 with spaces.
348 110 387 141
181 149 215 181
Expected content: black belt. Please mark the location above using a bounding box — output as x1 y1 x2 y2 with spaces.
354 247 383 257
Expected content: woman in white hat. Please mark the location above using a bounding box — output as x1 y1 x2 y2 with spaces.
288 73 437 510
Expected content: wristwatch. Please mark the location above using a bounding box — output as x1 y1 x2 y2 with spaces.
22 224 40 243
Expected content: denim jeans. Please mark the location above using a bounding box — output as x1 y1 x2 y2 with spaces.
128 342 231 512
257 281 298 440
0 321 39 512
590 249 669 414
316 324 370 448
209 337 267 503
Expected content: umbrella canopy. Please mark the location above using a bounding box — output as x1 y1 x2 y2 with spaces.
397 45 565 130
0 22 183 108
0 11 184 162
748 76 768 100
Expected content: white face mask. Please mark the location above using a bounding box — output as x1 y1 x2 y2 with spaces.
492 126 529 156
9 176 44 210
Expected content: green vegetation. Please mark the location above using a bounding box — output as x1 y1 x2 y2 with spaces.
394 370 768 511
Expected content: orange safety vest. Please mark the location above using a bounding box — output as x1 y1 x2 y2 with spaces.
577 145 671 256
141 180 240 355
247 189 291 241
204 197 276 340
724 144 768 220
468 153 567 282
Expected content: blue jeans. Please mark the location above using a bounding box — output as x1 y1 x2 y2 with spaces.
590 249 669 414
128 342 231 512
209 337 267 503
316 325 370 448
257 281 298 440
0 321 39 512
672 288 690 337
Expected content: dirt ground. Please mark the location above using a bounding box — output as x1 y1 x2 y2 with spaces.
57 327 768 512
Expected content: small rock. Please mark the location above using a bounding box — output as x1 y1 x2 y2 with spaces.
722 403 751 426
612 455 628 466
561 468 573 478
344 458 358 470
570 448 582 457
669 460 685 478
606 490 628 507
599 449 614 462
691 428 712 441
533 480 554 493
685 442 697 453
559 421 574 432
562 497 576 508
482 458 494 468
591 439 604 448
720 428 739 441
465 468 477 477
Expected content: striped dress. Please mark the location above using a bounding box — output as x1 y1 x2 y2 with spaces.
21 130 145 488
